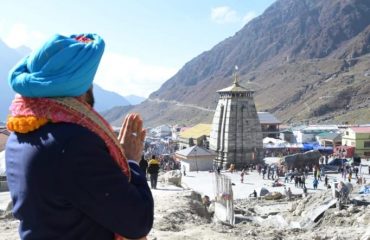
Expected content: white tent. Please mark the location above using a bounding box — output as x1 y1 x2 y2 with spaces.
263 137 288 148
0 151 5 176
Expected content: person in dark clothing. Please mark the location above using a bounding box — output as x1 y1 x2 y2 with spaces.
139 155 149 177
297 176 302 188
301 175 306 188
147 155 160 189
249 189 257 198
354 167 359 178
5 34 153 240
313 178 319 189
294 176 299 187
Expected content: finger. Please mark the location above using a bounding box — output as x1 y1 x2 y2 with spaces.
117 115 126 140
136 115 143 134
121 113 134 144
133 115 143 141
140 129 146 142
123 114 135 143
118 114 130 141
126 114 136 134
132 113 141 134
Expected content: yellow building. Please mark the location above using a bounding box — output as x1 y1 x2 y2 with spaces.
342 127 370 157
178 124 212 149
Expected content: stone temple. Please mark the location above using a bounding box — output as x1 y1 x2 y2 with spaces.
209 67 263 169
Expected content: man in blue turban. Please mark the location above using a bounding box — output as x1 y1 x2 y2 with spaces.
5 34 153 240
9 34 104 98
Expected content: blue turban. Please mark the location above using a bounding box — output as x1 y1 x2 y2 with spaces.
8 33 105 97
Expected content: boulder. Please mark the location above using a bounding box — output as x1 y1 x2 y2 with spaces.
280 150 321 169
265 192 283 200
163 170 182 187
259 187 269 197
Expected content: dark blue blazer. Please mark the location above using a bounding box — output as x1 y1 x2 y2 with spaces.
6 123 153 240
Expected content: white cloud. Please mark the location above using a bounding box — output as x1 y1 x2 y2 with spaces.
94 52 178 98
2 23 46 49
211 6 238 24
242 11 257 24
211 7 257 25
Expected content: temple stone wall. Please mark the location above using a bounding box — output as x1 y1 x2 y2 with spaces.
210 81 263 170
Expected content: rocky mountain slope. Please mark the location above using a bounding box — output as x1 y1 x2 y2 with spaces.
92 84 130 112
0 40 25 122
125 95 146 105
104 0 370 127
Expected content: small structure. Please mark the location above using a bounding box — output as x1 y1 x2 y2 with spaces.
0 151 5 177
0 128 9 192
171 125 186 141
263 137 287 148
178 124 212 149
342 127 370 158
279 128 296 143
150 124 172 138
175 145 216 172
333 145 355 158
0 128 10 152
316 132 342 147
293 125 339 143
0 151 8 192
258 112 281 138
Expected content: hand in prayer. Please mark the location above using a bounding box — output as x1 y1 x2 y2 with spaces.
118 113 146 163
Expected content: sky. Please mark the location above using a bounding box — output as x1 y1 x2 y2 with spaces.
0 0 275 98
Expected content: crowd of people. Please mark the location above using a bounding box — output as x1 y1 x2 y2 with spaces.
231 155 369 200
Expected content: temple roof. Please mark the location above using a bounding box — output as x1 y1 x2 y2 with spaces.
175 145 216 157
217 66 254 93
217 82 252 93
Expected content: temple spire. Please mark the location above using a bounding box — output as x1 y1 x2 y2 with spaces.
233 65 239 85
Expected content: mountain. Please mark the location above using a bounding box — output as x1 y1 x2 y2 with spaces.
125 95 146 105
93 84 131 112
0 40 23 122
101 105 135 126
104 0 370 127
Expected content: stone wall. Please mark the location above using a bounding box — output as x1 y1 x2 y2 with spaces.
210 91 263 169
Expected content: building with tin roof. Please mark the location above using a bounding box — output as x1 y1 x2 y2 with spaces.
342 127 370 157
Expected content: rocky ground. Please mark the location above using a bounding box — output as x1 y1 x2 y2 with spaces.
1 180 370 240
147 185 370 240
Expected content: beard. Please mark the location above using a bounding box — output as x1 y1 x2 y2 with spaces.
85 87 95 107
